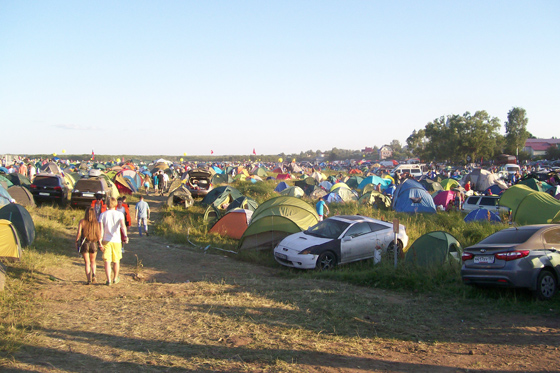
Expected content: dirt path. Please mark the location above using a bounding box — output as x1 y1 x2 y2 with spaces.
2 194 560 372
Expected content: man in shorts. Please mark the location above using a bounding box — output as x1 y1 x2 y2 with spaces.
135 195 151 236
99 197 128 285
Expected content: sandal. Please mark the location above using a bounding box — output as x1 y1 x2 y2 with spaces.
113 277 120 284
92 275 97 283
106 281 112 286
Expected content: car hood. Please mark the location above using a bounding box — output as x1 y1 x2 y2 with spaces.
279 232 332 252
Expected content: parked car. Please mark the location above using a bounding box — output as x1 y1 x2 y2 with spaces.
274 215 409 270
71 176 110 208
390 164 423 179
29 173 69 206
461 225 560 300
185 169 213 197
461 195 510 215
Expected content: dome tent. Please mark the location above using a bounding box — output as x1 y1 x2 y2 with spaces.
404 231 462 267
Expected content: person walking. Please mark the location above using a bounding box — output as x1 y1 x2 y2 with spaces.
135 195 151 236
116 197 131 254
157 171 165 196
76 207 103 284
315 196 329 221
99 197 128 285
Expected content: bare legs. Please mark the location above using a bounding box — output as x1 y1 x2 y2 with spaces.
103 260 120 285
82 252 97 284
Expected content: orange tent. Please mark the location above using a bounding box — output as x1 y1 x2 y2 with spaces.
209 209 253 240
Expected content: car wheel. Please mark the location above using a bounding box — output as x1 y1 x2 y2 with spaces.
387 240 404 260
316 251 337 271
534 270 557 301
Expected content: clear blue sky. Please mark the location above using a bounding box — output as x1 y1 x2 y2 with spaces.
1 1 558 157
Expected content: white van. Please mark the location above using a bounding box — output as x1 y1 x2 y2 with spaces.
390 164 423 178
503 164 520 175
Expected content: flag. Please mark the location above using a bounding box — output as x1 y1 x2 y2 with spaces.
253 148 256 155
211 150 214 154
91 150 95 161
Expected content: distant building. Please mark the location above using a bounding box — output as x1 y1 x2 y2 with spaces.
362 147 375 154
523 138 560 157
378 145 393 160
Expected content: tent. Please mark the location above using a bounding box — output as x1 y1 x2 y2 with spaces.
255 167 269 178
327 187 358 203
0 204 35 247
487 184 506 196
392 179 436 214
211 173 233 185
0 185 13 208
238 196 319 250
202 186 243 208
304 185 327 200
462 169 508 192
209 209 253 240
310 171 326 182
418 178 443 193
330 182 349 192
433 190 456 210
358 191 391 210
358 175 390 191
345 176 364 189
8 186 35 207
276 173 292 180
499 184 560 225
0 219 22 261
319 181 332 191
165 185 194 208
40 162 61 174
280 186 305 198
440 178 460 191
404 231 462 267
0 175 13 189
518 178 546 192
227 196 259 212
464 208 502 223
5 173 31 188
294 177 317 189
274 182 289 193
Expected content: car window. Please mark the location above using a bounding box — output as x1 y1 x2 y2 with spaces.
466 196 480 204
305 219 350 239
479 197 498 206
543 228 560 244
33 176 60 187
368 222 388 233
478 228 541 245
75 179 104 190
344 222 373 238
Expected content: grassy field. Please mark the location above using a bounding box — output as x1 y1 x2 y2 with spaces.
1 181 559 371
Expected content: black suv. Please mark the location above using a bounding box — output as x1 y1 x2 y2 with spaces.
71 177 110 208
30 173 69 206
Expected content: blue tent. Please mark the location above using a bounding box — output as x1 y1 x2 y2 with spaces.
323 192 343 203
392 179 436 214
212 166 223 174
274 181 289 193
464 208 501 223
488 184 506 195
358 175 390 191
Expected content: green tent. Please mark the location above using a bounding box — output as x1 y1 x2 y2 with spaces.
0 175 14 189
202 186 243 208
358 191 391 210
256 167 269 178
239 196 318 250
518 178 548 193
345 176 364 189
212 173 233 185
440 178 460 191
280 186 304 198
404 231 462 267
227 196 259 212
499 184 560 225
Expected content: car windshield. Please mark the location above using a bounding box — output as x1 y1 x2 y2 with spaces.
305 219 351 239
478 228 540 245
33 176 60 187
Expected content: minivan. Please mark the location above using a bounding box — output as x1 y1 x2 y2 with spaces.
390 164 423 178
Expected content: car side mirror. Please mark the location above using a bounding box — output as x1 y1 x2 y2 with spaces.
343 236 352 242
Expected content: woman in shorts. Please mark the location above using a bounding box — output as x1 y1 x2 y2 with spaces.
76 207 103 284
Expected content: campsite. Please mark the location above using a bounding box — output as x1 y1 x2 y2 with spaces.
0 156 559 372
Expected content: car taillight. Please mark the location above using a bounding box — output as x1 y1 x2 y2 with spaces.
495 250 530 261
30 184 37 189
461 252 474 261
54 186 62 191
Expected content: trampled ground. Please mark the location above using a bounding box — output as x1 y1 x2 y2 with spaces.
2 194 559 372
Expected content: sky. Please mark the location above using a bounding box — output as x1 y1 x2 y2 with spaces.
1 1 558 157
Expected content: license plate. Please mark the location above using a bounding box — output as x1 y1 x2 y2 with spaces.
82 193 94 197
275 253 287 260
39 192 50 196
474 255 495 264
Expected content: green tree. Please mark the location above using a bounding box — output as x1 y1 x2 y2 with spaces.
545 145 560 160
504 107 529 156
410 111 503 164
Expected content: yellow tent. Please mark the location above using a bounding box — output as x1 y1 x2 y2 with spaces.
0 219 22 261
